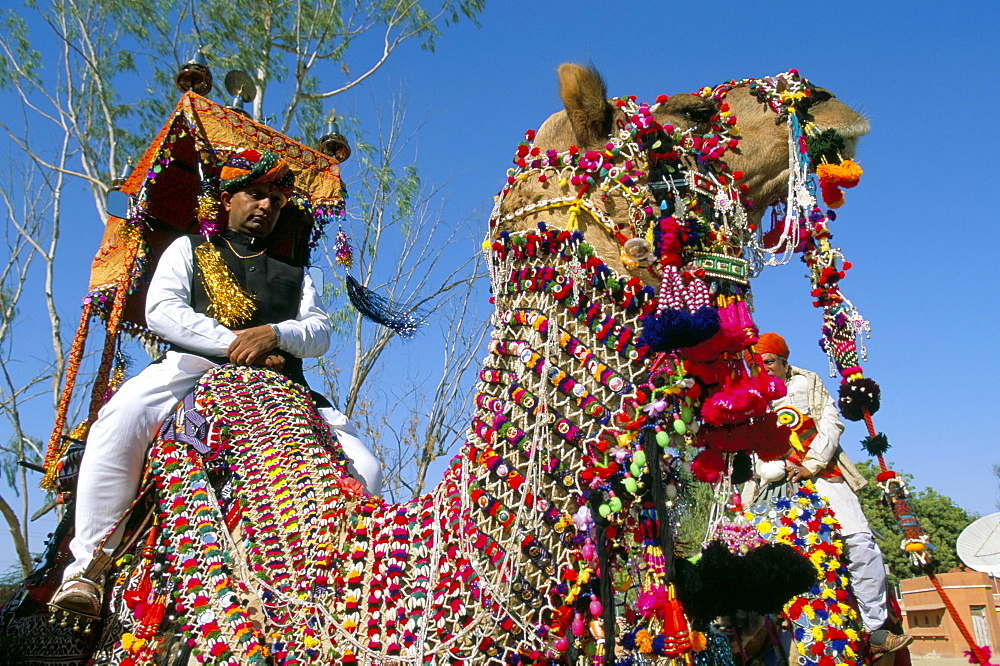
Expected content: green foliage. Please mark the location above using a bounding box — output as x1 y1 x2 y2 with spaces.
676 470 717 558
0 11 39 89
855 460 976 587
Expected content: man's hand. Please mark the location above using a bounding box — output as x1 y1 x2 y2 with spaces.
227 325 278 365
262 353 286 370
785 462 813 483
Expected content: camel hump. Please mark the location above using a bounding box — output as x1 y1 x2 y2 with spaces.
557 63 612 147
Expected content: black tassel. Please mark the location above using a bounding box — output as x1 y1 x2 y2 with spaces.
642 427 674 581
674 541 816 625
837 376 881 421
861 432 891 457
595 524 616 666
731 451 753 485
345 274 423 337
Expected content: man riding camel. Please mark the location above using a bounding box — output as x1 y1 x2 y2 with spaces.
754 332 912 658
50 148 381 622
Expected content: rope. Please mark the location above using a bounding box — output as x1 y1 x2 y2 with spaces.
733 625 748 664
862 409 988 664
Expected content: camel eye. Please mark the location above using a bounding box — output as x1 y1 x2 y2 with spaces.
809 87 834 103
684 106 715 123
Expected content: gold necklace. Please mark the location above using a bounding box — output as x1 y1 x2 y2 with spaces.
222 237 266 259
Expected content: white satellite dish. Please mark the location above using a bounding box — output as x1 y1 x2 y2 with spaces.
957 512 1000 576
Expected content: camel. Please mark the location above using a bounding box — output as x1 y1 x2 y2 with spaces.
0 64 871 665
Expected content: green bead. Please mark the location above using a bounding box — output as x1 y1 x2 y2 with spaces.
598 503 612 518
655 430 671 448
633 450 647 466
681 407 693 423
630 462 642 477
673 419 687 435
609 497 623 512
624 478 638 494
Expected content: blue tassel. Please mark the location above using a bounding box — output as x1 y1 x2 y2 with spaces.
345 274 423 338
638 305 720 351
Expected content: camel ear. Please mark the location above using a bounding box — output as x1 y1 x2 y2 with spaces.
557 63 613 147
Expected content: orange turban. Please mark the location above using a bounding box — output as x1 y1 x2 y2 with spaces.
757 332 789 359
220 147 294 200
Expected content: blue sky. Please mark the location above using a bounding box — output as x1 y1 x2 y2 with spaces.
2 0 998 570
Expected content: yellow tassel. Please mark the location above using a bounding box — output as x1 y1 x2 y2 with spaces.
197 194 221 229
566 202 581 231
194 242 256 327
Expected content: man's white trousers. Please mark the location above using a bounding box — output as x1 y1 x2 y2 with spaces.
64 352 380 581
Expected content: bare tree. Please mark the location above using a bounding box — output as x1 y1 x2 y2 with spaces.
0 146 80 576
311 93 488 500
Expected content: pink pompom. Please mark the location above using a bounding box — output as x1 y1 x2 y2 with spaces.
636 585 671 619
690 449 726 483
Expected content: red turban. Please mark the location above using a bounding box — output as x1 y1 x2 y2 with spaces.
757 332 789 359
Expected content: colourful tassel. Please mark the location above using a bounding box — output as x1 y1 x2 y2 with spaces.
334 226 354 269
345 274 422 338
817 159 862 208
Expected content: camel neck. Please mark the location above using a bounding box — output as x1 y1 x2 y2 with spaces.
458 222 654 634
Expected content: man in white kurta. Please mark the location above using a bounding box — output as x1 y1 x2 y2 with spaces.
756 331 911 656
51 148 381 620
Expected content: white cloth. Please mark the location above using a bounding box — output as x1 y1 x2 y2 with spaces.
64 236 377 581
843 532 890 632
65 352 217 579
319 407 383 496
775 369 869 535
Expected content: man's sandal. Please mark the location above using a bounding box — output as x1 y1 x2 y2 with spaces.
869 630 914 657
49 577 103 633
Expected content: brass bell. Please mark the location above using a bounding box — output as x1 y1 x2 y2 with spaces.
175 50 212 95
318 120 351 163
623 237 655 266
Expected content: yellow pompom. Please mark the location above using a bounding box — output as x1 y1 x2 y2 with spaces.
817 159 863 189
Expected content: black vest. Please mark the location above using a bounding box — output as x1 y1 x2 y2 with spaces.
172 230 309 388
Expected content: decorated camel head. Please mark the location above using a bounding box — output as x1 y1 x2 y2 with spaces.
497 63 868 276
7 64 871 666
